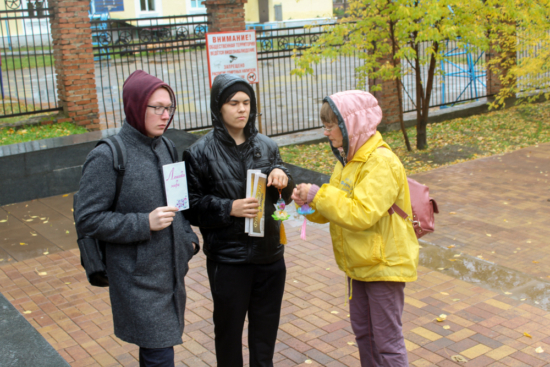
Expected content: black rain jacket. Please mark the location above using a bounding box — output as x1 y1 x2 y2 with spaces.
183 74 294 264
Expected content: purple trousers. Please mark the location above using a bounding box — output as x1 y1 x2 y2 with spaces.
349 279 408 367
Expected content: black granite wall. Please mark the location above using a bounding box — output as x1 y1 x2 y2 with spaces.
0 129 199 206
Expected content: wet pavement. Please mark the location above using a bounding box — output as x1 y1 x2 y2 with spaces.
1 142 550 366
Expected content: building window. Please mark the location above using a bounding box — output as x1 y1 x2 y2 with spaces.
140 0 156 11
190 0 205 9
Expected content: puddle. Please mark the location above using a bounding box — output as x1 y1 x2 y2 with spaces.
420 239 550 311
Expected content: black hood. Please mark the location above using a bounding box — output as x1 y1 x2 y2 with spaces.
210 74 258 145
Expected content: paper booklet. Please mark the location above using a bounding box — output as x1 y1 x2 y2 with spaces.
245 170 260 233
163 162 190 211
245 170 266 237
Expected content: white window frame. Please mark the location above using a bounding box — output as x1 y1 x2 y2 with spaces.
21 0 51 35
188 0 206 15
135 0 162 18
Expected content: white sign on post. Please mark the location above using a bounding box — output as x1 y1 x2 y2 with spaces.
206 30 259 87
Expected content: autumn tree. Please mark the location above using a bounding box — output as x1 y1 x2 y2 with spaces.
485 0 550 108
293 0 550 150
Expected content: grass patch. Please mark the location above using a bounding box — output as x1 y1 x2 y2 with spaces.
0 122 88 146
2 54 54 71
0 102 45 119
280 100 550 176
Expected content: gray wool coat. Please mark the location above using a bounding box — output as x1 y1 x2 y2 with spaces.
75 122 199 348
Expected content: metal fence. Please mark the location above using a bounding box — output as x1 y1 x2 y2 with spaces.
92 13 211 130
255 24 364 136
401 41 488 113
93 18 365 135
0 7 60 119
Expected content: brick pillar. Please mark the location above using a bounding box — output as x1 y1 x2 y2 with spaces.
203 0 248 33
50 0 100 130
369 56 401 127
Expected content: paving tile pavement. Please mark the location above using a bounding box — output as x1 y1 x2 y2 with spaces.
1 142 550 366
1 218 550 366
411 143 550 281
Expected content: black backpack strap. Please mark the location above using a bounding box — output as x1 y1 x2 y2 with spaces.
162 136 178 163
96 135 126 209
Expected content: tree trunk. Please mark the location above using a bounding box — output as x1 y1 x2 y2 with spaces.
416 113 428 150
389 19 411 152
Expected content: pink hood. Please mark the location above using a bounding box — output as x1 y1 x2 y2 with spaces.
324 90 383 163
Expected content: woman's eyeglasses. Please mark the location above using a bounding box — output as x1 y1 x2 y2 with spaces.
323 125 335 133
147 105 176 116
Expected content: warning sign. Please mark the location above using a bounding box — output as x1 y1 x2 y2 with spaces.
206 30 259 87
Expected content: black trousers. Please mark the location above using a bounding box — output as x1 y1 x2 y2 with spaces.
207 257 286 367
139 346 174 367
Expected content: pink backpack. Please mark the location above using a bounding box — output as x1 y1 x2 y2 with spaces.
388 178 439 239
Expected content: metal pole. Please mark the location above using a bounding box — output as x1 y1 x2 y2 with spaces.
255 81 263 134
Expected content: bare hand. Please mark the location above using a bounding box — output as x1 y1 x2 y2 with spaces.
267 168 288 189
231 197 259 218
291 183 312 206
149 206 178 231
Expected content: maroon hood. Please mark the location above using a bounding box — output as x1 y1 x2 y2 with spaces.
123 70 176 136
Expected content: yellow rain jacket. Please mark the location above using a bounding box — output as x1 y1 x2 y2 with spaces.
307 91 419 283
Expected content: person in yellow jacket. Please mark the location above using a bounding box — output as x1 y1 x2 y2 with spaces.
292 90 419 367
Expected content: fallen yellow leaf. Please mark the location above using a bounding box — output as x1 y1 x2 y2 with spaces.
450 212 456 215
30 216 38 218
40 217 46 220
65 282 71 285
535 346 544 353
347 342 355 346
454 254 461 257
504 292 512 295
486 234 492 237
443 325 450 330
304 360 312 365
524 332 532 338
448 245 455 248
30 232 37 236
330 311 339 314
23 310 31 314
43 251 49 255
24 219 33 222
440 292 449 296
43 220 49 224
20 242 27 246
65 230 70 234
62 194 69 197
437 267 445 270
449 259 458 262
35 268 47 276
533 261 539 264
451 355 467 363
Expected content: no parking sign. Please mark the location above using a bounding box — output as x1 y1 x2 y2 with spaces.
206 30 259 87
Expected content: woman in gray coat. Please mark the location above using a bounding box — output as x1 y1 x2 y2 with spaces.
75 70 199 367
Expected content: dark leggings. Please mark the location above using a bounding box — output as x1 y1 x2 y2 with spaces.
139 346 174 367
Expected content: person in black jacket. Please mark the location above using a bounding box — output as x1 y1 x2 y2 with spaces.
184 74 294 367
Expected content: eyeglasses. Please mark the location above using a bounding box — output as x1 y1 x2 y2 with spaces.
323 125 336 133
147 105 176 116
